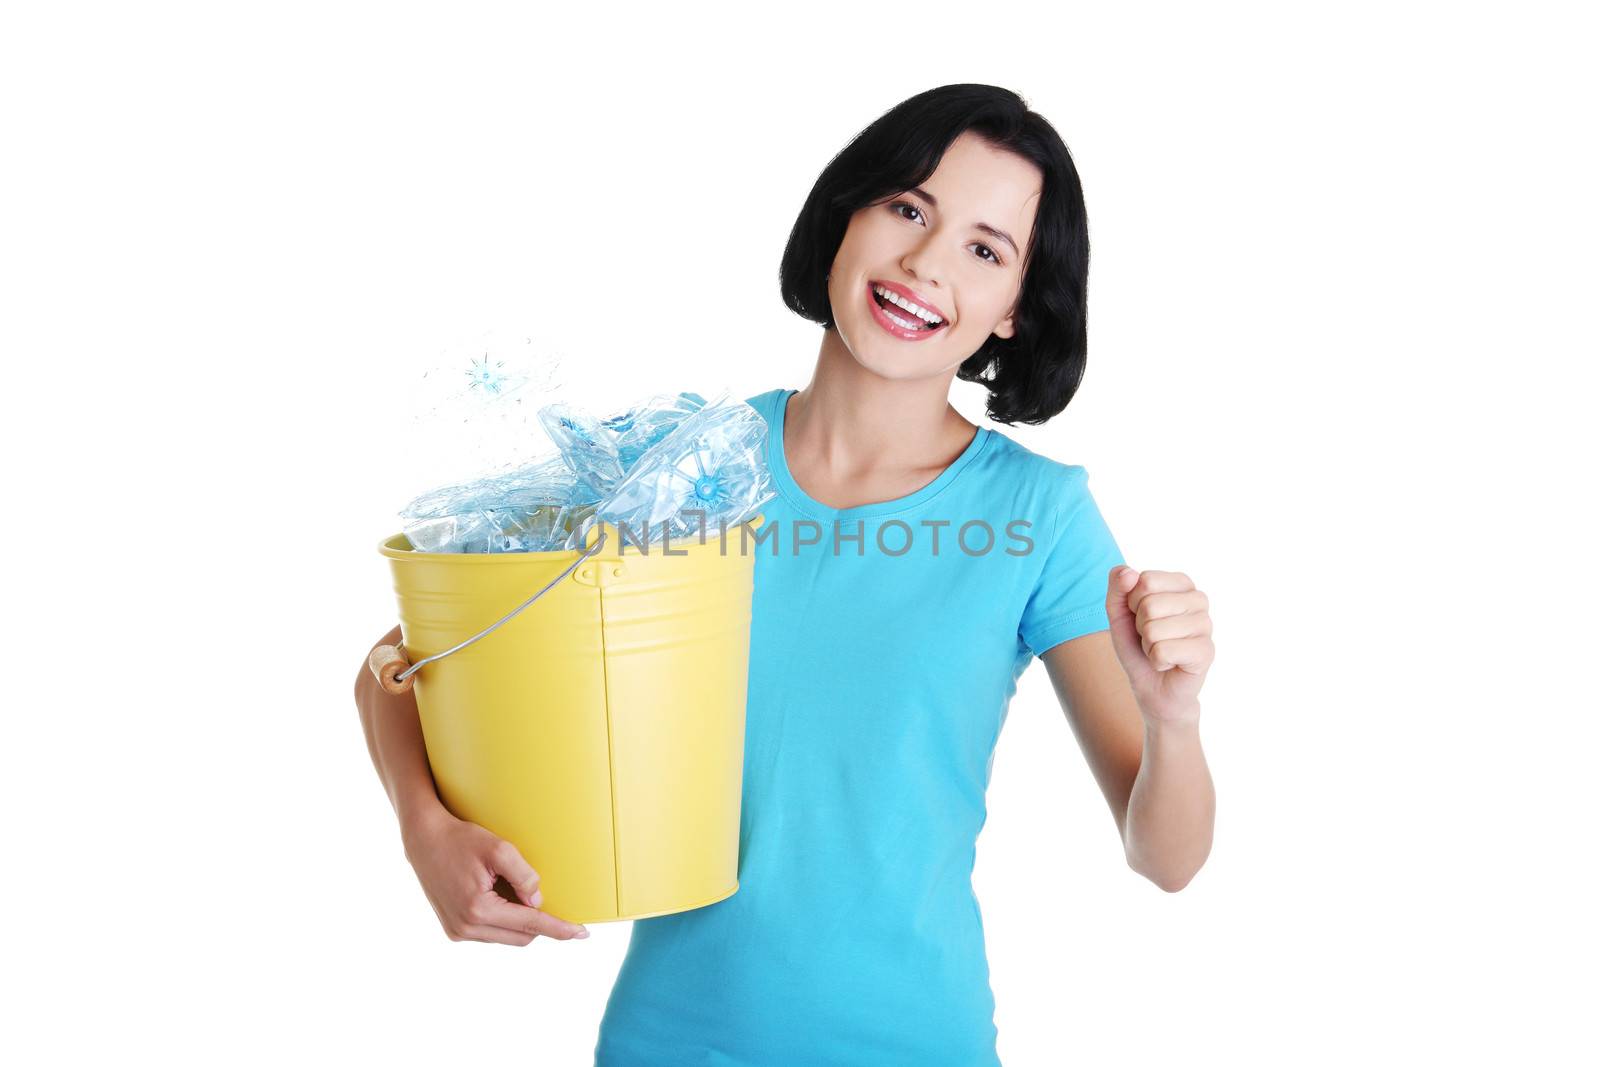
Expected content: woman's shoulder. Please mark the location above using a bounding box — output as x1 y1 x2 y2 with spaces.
978 425 1092 493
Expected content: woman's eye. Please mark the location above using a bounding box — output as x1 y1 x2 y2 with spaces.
890 201 1002 265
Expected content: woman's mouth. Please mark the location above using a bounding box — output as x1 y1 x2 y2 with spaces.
866 281 948 341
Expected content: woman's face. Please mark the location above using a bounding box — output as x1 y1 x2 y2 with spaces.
826 130 1042 382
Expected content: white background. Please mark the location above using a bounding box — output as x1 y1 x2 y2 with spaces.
4 2 1595 1063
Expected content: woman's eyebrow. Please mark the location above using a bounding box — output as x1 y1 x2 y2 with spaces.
906 186 1019 257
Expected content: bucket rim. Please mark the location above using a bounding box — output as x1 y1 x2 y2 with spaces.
379 511 767 561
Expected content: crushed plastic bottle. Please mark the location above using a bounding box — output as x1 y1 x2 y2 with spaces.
538 392 707 498
400 389 771 554
570 390 775 550
401 454 599 553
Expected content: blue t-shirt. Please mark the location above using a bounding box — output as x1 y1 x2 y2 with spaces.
594 387 1125 1066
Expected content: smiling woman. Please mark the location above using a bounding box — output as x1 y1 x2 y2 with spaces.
829 133 1043 365
780 83 1092 425
357 81 1216 1067
584 85 1214 1067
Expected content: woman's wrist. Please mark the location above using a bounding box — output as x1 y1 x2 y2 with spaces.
1141 705 1202 736
1135 688 1201 726
398 794 454 855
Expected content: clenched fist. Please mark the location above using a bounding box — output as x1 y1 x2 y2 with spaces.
1106 566 1214 726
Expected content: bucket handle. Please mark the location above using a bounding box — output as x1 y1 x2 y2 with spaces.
367 526 609 697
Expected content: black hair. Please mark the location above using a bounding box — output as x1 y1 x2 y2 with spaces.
779 84 1091 425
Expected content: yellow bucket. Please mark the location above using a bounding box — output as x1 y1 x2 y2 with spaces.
378 515 763 924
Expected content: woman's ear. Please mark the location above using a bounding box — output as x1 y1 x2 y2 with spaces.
993 310 1017 340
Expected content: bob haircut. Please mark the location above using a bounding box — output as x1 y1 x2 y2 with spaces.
780 83 1091 425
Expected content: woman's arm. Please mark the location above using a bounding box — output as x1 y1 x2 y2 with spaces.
355 624 450 840
1038 566 1216 892
355 625 590 942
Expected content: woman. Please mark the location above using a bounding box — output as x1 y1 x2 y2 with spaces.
356 83 1216 1065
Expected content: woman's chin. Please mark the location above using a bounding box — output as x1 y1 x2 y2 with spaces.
847 347 952 383
830 318 969 382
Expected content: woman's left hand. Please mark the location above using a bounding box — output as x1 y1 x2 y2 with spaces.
1105 566 1214 726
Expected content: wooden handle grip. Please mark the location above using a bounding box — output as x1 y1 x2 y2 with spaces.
368 643 414 696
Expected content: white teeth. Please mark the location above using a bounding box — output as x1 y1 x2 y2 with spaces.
874 284 943 325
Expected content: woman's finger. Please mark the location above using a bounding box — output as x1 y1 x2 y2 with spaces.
473 895 590 941
1134 588 1207 628
1147 635 1214 674
1139 611 1212 645
458 923 538 947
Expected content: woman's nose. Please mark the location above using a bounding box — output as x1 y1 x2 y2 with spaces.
900 238 947 290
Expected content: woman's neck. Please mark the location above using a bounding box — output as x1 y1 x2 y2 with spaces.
780 330 980 510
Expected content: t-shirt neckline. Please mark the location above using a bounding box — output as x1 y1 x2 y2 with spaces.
767 388 991 522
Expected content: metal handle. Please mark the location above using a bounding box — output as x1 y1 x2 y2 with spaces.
369 526 609 696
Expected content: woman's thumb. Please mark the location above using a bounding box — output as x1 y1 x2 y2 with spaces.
1105 565 1147 673
490 839 543 907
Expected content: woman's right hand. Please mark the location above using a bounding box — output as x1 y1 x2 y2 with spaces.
401 806 591 945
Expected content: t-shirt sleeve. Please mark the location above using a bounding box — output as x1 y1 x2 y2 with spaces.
1018 466 1126 656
